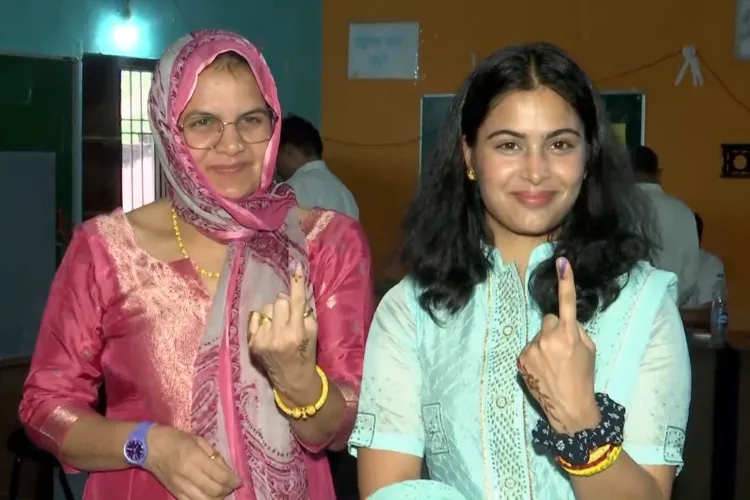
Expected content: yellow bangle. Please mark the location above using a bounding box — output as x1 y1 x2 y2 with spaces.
557 443 612 469
273 365 329 420
561 444 623 477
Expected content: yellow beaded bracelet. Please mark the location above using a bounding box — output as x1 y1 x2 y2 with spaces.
560 444 623 477
273 365 329 420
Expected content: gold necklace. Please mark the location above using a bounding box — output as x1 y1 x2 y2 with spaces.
171 207 220 279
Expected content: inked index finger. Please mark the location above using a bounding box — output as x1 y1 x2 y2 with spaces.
556 257 578 327
289 261 308 322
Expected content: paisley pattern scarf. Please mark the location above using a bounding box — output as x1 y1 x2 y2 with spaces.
148 30 310 499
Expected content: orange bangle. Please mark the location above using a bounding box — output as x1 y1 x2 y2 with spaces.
558 444 622 477
556 443 613 470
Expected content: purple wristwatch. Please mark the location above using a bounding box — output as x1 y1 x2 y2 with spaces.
124 421 156 467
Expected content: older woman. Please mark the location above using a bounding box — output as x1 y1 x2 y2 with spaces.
349 42 690 499
19 30 372 500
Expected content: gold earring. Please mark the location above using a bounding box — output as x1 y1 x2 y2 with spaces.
467 168 477 181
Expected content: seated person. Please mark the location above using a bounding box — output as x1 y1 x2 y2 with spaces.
690 212 724 306
682 212 725 329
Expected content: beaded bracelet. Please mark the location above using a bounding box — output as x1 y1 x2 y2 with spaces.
531 392 625 466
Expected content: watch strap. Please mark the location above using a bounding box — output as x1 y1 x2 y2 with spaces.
123 421 156 467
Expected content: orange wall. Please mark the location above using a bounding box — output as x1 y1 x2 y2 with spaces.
322 2 750 326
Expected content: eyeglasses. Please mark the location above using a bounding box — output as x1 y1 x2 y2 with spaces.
178 108 277 150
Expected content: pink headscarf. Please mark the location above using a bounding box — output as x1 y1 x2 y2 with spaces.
148 30 311 499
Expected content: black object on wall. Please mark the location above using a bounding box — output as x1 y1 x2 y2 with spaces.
720 144 750 178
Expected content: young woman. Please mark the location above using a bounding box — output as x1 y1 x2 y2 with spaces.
20 30 372 500
349 42 690 500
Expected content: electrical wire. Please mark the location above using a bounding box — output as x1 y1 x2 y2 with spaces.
697 51 750 115
321 49 749 148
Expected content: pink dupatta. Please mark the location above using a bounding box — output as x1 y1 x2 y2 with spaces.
148 30 312 499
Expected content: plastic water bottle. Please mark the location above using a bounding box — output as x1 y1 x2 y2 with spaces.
710 273 729 345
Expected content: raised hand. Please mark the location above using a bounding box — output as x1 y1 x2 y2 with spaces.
145 425 242 500
248 262 318 398
517 257 600 435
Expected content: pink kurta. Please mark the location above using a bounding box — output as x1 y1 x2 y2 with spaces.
19 207 373 500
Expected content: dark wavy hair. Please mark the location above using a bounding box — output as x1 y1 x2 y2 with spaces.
400 42 658 323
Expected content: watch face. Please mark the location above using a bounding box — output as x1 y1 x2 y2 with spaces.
125 440 146 463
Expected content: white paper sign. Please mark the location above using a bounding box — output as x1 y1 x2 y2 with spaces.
348 22 420 80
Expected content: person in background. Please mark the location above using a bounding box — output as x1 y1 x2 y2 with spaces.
276 115 360 220
350 42 690 499
19 30 373 500
632 145 699 306
690 212 724 306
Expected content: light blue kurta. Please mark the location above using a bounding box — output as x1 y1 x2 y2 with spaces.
349 244 691 499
